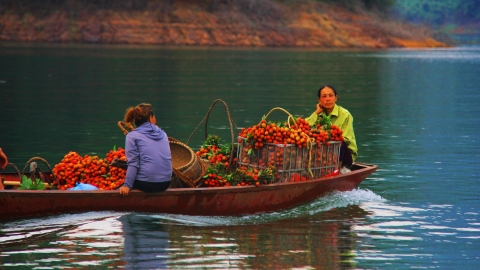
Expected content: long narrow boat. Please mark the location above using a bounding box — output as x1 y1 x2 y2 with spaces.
0 163 377 221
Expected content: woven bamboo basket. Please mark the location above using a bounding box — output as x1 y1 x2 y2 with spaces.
168 139 207 188
170 140 196 172
171 156 210 188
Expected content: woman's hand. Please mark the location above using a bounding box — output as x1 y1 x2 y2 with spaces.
315 103 324 115
119 185 130 196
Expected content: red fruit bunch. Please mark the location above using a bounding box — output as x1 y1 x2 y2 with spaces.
53 147 127 190
238 117 341 151
196 135 237 168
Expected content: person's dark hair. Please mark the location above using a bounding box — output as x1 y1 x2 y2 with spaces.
124 103 155 127
318 85 337 97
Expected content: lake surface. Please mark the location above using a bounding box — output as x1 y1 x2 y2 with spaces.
1 43 479 269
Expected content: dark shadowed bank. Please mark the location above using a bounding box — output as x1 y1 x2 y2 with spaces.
0 0 449 48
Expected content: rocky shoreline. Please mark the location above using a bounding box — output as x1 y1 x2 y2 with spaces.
0 1 449 48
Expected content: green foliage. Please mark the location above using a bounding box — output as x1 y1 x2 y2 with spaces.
362 0 395 10
317 0 394 11
207 162 230 178
257 166 276 184
18 175 45 190
394 0 480 25
315 114 332 130
218 143 233 155
203 134 221 147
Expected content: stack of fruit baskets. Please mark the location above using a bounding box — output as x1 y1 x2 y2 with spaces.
237 109 344 183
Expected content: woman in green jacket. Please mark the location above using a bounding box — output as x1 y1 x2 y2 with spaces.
306 85 358 172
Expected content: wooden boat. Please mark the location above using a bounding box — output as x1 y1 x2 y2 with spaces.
0 162 377 221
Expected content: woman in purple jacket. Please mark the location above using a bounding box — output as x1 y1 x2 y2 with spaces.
119 103 172 196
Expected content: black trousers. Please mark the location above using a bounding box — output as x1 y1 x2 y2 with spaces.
339 141 353 168
132 180 171 193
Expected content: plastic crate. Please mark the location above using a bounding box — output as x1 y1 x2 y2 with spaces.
237 137 341 183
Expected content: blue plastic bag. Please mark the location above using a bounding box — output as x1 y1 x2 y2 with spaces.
68 183 98 190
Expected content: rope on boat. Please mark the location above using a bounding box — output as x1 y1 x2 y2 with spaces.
20 157 58 186
262 107 296 128
0 163 22 186
7 163 22 179
186 99 238 166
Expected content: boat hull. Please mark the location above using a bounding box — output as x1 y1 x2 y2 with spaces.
0 163 377 221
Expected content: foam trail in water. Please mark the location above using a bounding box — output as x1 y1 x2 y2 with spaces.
0 190 386 229
0 211 125 244
1 211 124 229
149 188 386 226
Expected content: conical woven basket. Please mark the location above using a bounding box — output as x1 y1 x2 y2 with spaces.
168 138 206 188
170 140 196 172
170 156 209 188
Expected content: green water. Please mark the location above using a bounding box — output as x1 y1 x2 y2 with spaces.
0 44 384 165
1 43 480 269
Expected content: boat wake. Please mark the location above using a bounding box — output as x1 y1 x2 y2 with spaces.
150 188 386 226
0 211 123 244
0 189 385 235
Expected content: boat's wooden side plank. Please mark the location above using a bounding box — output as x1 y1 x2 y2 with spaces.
0 164 377 220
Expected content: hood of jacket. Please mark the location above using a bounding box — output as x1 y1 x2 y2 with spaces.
134 122 165 141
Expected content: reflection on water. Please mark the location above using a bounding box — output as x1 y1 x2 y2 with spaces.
119 214 169 269
0 189 381 268
353 202 480 267
1 44 480 269
164 206 368 269
0 187 479 268
0 212 125 268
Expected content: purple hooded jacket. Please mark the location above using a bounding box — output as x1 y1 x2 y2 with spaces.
124 122 172 189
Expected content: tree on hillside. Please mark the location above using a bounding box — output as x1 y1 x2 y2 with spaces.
394 0 480 25
317 0 394 11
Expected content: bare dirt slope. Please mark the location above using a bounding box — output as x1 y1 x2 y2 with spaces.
0 1 448 48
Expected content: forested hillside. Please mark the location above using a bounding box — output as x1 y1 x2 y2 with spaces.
393 0 479 43
394 0 480 25
0 0 449 48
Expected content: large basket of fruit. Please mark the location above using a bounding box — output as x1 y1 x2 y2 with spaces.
237 138 341 183
237 107 344 183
